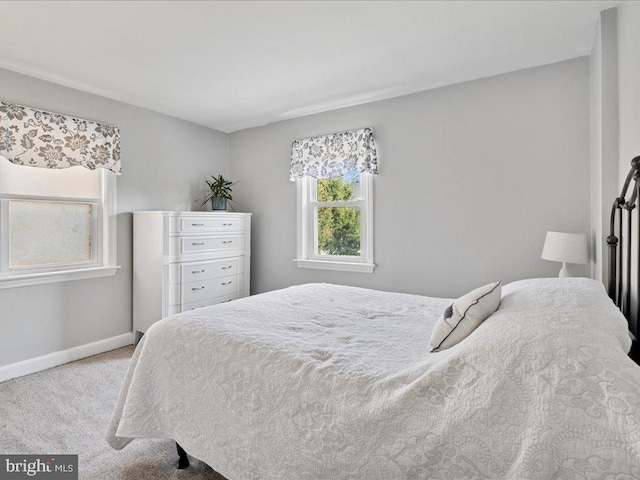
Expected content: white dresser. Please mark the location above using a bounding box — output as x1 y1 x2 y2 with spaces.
133 211 251 339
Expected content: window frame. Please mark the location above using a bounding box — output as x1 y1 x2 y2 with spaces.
0 169 119 289
295 173 375 273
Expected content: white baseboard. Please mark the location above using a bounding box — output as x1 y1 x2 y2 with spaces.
0 332 134 384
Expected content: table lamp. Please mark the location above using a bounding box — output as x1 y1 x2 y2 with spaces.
541 231 589 277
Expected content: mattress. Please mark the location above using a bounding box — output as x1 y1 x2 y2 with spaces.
107 278 640 479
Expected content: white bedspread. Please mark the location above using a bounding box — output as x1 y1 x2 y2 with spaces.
107 278 640 479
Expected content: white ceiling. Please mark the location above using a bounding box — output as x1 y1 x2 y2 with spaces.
0 1 616 133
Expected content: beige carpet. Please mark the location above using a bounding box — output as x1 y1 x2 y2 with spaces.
0 347 227 480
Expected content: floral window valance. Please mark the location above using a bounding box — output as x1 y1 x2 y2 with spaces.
0 100 121 175
290 127 377 181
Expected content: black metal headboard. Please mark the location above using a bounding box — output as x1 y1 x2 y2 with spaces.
607 155 640 362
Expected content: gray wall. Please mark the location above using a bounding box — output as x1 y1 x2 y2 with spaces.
0 67 228 367
230 58 591 298
617 1 640 339
617 2 640 189
590 8 619 282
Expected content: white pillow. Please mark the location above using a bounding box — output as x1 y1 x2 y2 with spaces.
430 281 502 352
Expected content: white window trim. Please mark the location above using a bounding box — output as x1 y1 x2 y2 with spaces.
0 170 120 289
295 173 375 273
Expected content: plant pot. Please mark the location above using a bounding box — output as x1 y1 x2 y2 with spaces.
211 197 227 211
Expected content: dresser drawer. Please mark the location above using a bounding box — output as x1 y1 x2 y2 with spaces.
167 292 242 315
176 235 244 255
171 216 245 234
181 274 241 304
173 258 242 285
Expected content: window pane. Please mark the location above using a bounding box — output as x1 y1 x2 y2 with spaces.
316 206 361 256
9 200 93 268
316 171 362 202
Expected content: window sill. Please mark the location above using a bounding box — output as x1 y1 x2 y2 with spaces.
0 266 121 289
294 259 375 273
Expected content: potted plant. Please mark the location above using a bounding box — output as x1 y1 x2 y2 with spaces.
201 174 237 211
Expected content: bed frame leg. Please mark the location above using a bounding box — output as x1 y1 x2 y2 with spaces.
176 442 189 469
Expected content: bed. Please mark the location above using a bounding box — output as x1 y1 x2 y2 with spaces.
107 277 640 479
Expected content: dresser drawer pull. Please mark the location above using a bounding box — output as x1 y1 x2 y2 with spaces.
221 281 232 286
221 265 232 270
222 240 233 244
191 286 205 291
191 223 205 226
222 223 233 226
192 242 205 246
192 269 206 274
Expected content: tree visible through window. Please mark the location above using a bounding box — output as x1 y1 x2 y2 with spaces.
316 175 361 256
296 169 373 273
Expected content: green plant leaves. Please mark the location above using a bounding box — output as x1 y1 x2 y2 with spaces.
201 174 237 207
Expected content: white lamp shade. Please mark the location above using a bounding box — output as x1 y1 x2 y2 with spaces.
541 231 589 264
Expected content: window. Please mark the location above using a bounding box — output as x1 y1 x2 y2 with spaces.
295 170 374 273
0 160 118 289
290 126 377 272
